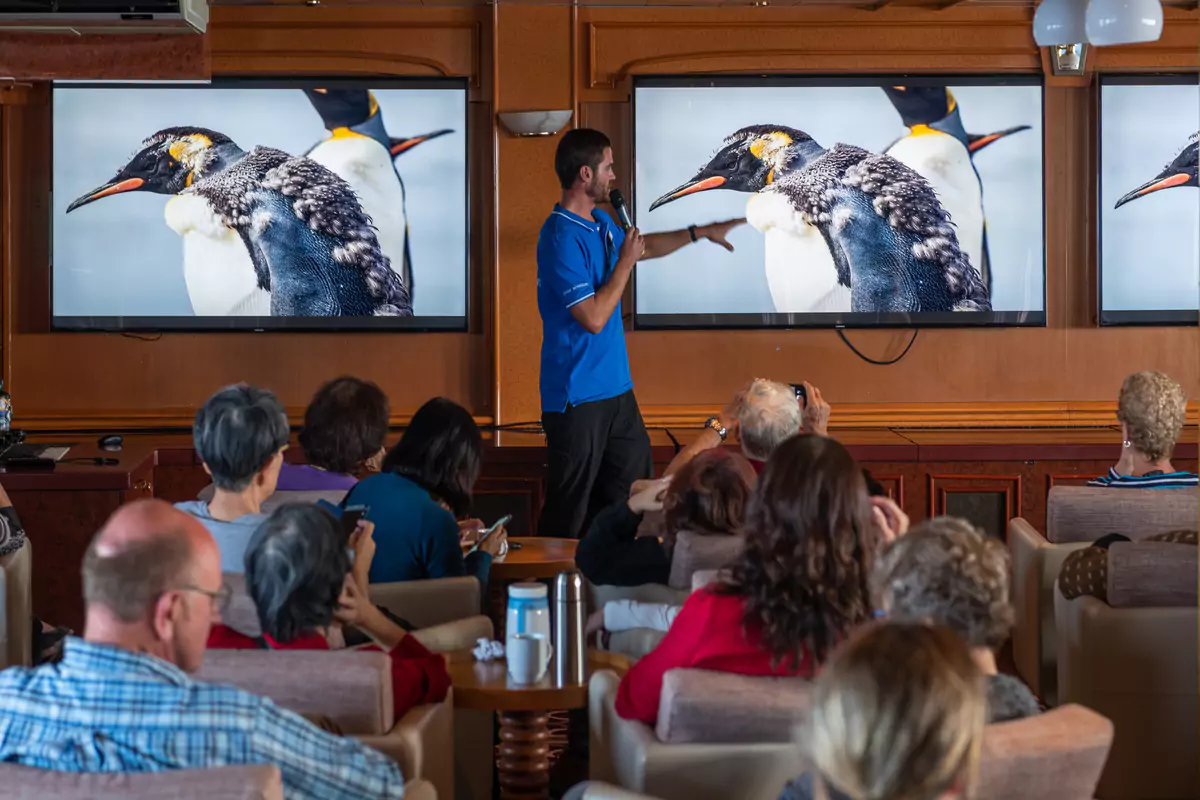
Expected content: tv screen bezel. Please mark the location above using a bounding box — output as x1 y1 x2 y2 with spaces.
630 73 1048 330
1096 72 1200 327
50 76 471 333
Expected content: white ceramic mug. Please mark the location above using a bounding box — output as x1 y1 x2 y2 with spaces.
507 632 552 684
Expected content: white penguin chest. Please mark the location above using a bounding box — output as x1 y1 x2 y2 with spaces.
164 194 270 317
746 190 850 313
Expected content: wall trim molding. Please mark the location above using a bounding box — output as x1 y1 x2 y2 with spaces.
17 411 496 433
640 402 1199 430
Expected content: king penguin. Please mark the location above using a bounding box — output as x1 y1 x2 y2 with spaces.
650 125 990 313
66 127 412 317
1114 132 1199 209
882 85 1030 292
303 88 453 302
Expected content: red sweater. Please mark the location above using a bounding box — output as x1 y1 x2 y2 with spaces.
614 587 817 726
207 624 451 721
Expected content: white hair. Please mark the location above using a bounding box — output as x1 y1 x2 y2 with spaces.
738 379 802 462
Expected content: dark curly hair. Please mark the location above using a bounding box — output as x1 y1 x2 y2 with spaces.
662 449 756 538
244 503 350 643
872 517 1014 650
720 434 878 667
297 376 390 475
381 397 482 518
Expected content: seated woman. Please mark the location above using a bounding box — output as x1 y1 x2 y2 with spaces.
575 448 756 588
1090 371 1196 488
277 376 390 492
344 397 506 587
615 434 904 726
873 516 1040 723
176 384 289 572
209 503 451 720
781 623 987 800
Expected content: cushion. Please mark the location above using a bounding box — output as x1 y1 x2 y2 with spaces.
1046 486 1198 544
668 532 744 590
655 668 811 744
221 573 262 638
197 649 394 734
976 704 1113 800
1107 542 1199 608
0 763 283 800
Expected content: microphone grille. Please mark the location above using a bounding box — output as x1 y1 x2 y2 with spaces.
608 189 626 207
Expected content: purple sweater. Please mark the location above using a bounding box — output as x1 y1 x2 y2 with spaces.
275 463 359 492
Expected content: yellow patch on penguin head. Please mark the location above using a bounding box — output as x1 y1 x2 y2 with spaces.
167 133 214 172
330 126 369 141
368 92 380 119
946 89 957 114
749 131 794 176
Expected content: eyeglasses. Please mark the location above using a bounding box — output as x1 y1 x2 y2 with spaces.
175 582 232 613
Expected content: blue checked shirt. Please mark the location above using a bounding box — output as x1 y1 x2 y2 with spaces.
0 638 407 799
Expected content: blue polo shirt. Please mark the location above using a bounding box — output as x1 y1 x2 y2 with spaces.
537 205 634 413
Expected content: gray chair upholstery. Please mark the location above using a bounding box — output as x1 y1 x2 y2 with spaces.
1055 542 1198 799
1009 485 1197 702
197 484 349 515
0 540 31 670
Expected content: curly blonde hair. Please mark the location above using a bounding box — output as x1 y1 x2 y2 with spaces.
1118 371 1188 462
871 516 1013 650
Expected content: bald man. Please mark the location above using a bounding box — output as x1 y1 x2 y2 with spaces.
0 499 406 800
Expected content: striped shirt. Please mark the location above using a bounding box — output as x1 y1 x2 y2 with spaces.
0 638 406 799
1087 466 1199 489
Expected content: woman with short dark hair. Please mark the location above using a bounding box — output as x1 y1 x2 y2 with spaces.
277 377 391 492
345 397 505 587
208 503 450 719
615 435 905 725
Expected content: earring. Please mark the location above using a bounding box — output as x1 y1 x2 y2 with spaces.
1122 440 1132 448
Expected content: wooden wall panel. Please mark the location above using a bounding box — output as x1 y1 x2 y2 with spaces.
0 6 494 430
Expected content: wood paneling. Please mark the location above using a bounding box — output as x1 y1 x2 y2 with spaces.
929 472 1022 539
0 34 209 81
0 4 1197 431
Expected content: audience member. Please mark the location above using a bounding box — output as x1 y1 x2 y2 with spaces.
209 503 450 719
345 397 506 586
615 435 904 725
0 500 407 799
1090 371 1196 488
278 376 390 491
665 379 831 477
176 384 289 572
781 623 986 800
575 449 756 587
0 478 69 663
873 517 1040 722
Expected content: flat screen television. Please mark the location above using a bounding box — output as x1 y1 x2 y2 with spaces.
1098 74 1199 326
632 76 1046 329
52 78 468 331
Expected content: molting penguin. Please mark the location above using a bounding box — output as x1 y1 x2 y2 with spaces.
882 85 1030 291
1114 132 1199 209
650 125 990 313
304 88 453 302
67 127 412 317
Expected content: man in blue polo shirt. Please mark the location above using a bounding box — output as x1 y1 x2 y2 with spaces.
536 128 745 539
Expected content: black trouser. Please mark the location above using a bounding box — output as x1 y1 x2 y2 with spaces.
538 390 653 540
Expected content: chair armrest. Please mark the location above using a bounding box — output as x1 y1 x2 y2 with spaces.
403 779 438 800
564 782 660 800
370 577 481 629
0 540 32 670
411 616 493 653
359 693 454 800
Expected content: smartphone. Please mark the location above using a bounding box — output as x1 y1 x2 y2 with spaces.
341 505 369 539
789 382 808 407
468 514 512 554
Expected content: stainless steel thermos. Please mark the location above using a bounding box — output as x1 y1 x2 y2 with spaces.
553 570 587 684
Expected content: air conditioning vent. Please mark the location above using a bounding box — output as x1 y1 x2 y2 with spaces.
0 0 207 33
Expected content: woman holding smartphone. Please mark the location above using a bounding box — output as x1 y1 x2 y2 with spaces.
344 397 507 590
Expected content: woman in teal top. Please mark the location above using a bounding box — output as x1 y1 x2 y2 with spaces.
346 398 506 588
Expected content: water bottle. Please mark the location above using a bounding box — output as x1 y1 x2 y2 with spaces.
553 570 586 685
0 380 13 432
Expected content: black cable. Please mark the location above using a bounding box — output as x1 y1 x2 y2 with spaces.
117 332 163 342
663 427 681 455
836 328 919 365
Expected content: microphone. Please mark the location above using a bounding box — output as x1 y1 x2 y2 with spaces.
608 189 634 231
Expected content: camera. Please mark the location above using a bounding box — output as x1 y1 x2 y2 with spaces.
789 383 808 407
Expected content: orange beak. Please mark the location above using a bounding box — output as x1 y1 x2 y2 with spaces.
66 177 146 213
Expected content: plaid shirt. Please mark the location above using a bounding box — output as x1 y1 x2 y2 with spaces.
0 638 407 799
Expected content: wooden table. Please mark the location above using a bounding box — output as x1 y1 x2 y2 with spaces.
490 537 578 582
448 649 629 799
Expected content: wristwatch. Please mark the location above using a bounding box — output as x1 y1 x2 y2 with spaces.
703 416 728 442
688 224 699 243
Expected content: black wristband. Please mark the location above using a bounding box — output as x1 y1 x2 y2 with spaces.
688 224 698 243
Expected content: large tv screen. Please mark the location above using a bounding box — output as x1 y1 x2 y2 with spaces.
633 76 1046 328
52 79 468 330
1099 75 1199 326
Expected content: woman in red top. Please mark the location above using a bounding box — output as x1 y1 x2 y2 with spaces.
615 434 906 725
208 503 450 720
